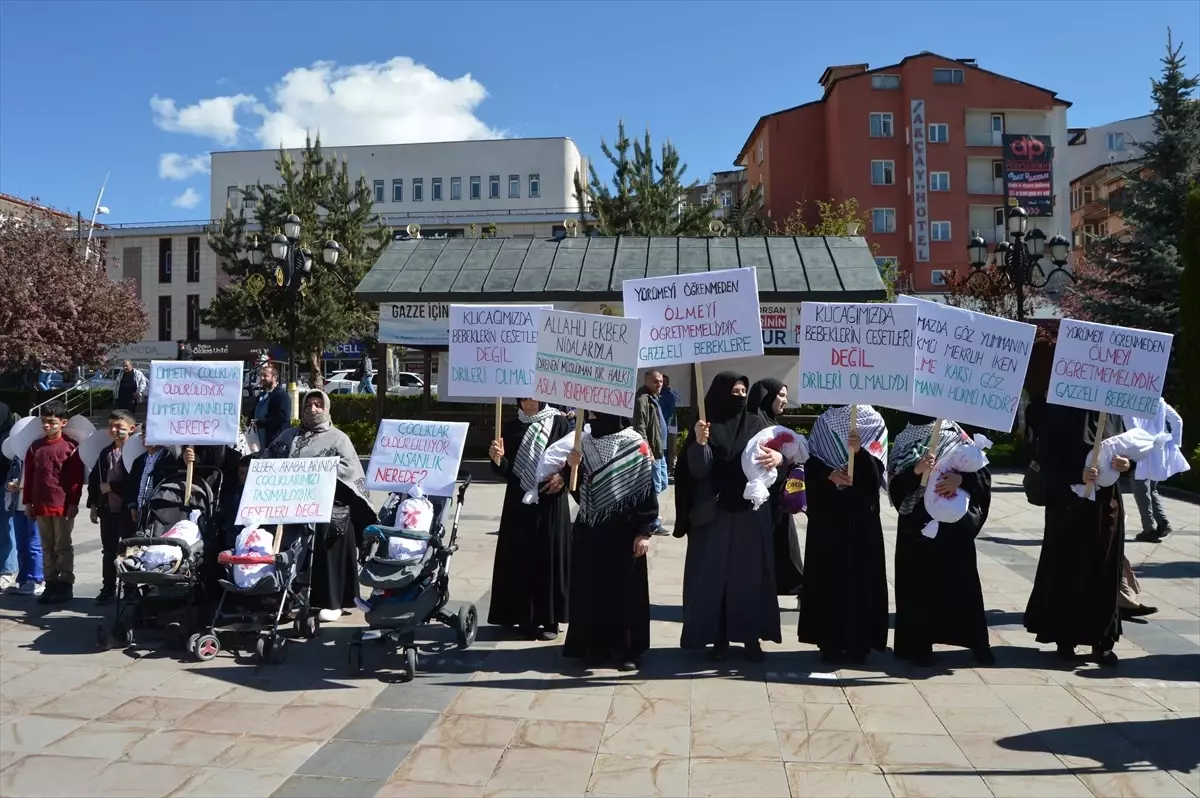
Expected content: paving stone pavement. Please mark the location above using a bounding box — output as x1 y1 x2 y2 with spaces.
1 471 1197 798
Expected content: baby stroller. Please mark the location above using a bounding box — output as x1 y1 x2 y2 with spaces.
348 475 476 681
191 522 319 664
97 465 222 651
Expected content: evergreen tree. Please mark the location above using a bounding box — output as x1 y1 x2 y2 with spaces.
204 135 392 383
574 121 715 236
1071 31 1200 336
1179 184 1200 451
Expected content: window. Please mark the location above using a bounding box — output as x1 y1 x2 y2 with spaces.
931 221 952 241
508 174 520 198
373 179 385 203
432 177 443 201
869 112 894 138
756 140 764 164
993 160 1004 180
1099 222 1109 237
186 295 201 341
158 238 172 283
930 270 950 286
870 160 895 185
392 179 403 202
871 74 900 90
1084 223 1096 239
413 178 424 202
226 185 239 208
470 176 481 200
874 256 898 274
719 190 733 207
930 172 950 192
991 114 1005 135
933 68 965 84
929 123 949 143
186 237 200 283
489 175 500 199
528 174 540 199
994 207 1005 227
1083 185 1094 204
157 296 172 341
243 189 257 210
1106 132 1125 151
871 208 896 233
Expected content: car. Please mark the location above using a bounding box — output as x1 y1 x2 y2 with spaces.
388 371 437 398
323 369 436 397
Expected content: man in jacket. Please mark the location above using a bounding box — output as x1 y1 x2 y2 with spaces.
633 369 669 535
253 364 291 451
112 361 148 413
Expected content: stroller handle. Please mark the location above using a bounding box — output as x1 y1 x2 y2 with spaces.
457 473 472 504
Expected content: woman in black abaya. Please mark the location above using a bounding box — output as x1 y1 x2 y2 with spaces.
678 371 783 662
487 398 572 640
747 379 804 596
563 412 657 670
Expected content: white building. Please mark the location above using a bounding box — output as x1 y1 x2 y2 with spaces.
1062 113 1155 184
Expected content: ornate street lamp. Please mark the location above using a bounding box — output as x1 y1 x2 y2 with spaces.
966 206 1074 321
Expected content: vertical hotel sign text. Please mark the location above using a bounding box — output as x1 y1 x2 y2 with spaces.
910 100 930 263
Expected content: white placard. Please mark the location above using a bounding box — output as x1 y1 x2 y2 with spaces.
365 419 469 497
532 309 641 417
145 360 242 446
796 302 917 409
899 295 1035 432
378 302 451 346
448 304 551 398
235 457 339 526
622 268 764 366
1048 318 1173 419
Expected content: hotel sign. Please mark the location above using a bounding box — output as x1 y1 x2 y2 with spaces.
910 100 930 263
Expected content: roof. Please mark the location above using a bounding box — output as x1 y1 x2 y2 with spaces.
1069 158 1145 187
354 235 886 303
0 192 105 226
210 136 577 157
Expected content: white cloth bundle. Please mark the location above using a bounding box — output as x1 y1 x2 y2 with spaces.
1125 401 1190 482
921 435 992 538
524 424 591 505
1072 427 1166 500
141 510 203 570
388 492 435 559
741 425 809 510
232 526 275 588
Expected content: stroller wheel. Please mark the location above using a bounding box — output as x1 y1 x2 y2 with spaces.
96 625 110 651
111 621 131 647
347 643 362 677
164 622 186 650
193 634 220 662
455 603 479 649
403 646 417 682
270 634 288 664
294 613 320 640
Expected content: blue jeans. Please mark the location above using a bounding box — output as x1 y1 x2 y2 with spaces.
0 506 16 575
651 457 668 529
12 513 41 583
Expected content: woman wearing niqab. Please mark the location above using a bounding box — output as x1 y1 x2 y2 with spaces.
746 379 804 595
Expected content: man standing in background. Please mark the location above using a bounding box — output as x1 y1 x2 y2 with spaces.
633 369 669 535
660 374 681 477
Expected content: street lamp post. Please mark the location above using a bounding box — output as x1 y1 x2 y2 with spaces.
966 206 1073 322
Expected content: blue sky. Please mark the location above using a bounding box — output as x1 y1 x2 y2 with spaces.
1 0 1197 224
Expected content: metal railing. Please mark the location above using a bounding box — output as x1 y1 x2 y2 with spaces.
27 382 109 419
93 207 588 232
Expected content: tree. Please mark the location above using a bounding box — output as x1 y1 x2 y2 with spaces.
776 197 869 238
1180 183 1200 451
724 184 771 236
941 265 1052 321
204 135 392 383
0 201 147 372
574 121 715 236
1069 30 1200 336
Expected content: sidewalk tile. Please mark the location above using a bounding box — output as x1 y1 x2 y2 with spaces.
421 714 518 748
390 745 503 787
587 753 688 797
688 758 790 798
172 766 287 798
783 764 890 798
511 719 602 752
865 732 972 768
777 729 875 765
485 748 594 793
599 722 689 759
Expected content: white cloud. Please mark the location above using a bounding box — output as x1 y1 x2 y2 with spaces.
150 93 255 145
171 187 201 209
158 152 210 180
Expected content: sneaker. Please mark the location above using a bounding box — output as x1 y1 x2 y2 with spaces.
353 597 373 613
1135 530 1163 543
317 608 342 623
0 574 16 591
15 581 44 596
94 588 116 606
1155 523 1173 540
38 582 70 606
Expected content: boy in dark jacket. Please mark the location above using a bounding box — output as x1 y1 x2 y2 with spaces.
125 444 181 524
87 410 136 605
23 401 85 605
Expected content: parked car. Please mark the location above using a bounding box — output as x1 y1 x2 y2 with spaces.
323 369 435 397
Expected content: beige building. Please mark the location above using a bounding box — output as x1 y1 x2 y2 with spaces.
1069 160 1144 249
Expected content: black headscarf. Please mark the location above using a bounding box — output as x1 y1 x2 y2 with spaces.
747 378 785 423
703 371 767 511
590 412 627 438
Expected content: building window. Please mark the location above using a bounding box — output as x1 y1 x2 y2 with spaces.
870 160 895 186
470 176 481 200
489 175 500 199
1083 185 1094 204
719 190 733 207
932 221 952 241
930 172 950 192
756 140 764 164
930 270 950 286
186 237 200 283
1099 221 1109 237
871 74 900 90
869 112 894 138
929 123 949 143
157 296 172 341
413 178 424 202
186 294 201 341
529 174 540 199
243 189 257 210
993 161 1004 180
1106 132 1126 151
994 207 1005 227
432 177 443 201
373 179 385 203
991 114 1005 137
226 185 239 208
874 256 898 274
158 238 172 283
508 174 520 198
871 208 896 233
392 179 403 202
933 68 964 84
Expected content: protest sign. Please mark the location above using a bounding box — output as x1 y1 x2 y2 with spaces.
235 457 339 526
622 268 764 367
145 360 242 446
365 420 469 497
796 303 917 409
898 295 1035 432
532 309 641 417
1048 318 1173 420
448 304 550 398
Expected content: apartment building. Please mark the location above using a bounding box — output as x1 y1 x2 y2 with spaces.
1063 114 1155 183
735 52 1071 291
686 170 748 219
1069 160 1146 250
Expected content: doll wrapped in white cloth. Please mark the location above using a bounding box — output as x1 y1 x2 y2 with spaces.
741 425 809 510
140 510 203 572
232 526 275 588
1071 427 1166 500
387 490 435 559
921 435 992 538
524 424 592 505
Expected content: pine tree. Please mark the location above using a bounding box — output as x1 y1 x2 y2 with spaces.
1071 31 1200 336
1179 183 1200 451
204 135 392 383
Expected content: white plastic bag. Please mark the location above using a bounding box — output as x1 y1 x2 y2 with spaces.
1071 427 1166 500
232 526 275 588
741 425 809 510
921 435 992 538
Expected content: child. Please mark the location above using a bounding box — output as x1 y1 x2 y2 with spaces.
5 443 44 596
125 442 180 525
86 410 136 605
23 401 85 605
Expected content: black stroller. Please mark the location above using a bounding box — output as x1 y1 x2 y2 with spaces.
348 475 476 681
97 465 222 651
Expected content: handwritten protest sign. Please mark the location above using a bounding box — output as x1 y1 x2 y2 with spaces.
622 268 764 367
365 420 469 497
235 457 338 526
1048 318 1173 419
448 304 551 398
897 296 1035 432
796 303 917 409
145 360 242 446
532 309 641 417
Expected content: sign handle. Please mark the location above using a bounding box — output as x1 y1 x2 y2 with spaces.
694 362 706 423
919 418 943 487
846 405 858 481
569 407 585 491
183 460 193 504
492 398 503 465
1085 411 1107 500
272 524 284 554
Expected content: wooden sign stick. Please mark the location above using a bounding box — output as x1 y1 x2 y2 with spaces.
569 407 585 491
183 459 194 504
1085 411 1107 500
492 398 503 465
846 405 858 480
694 362 706 423
272 524 284 554
919 419 944 487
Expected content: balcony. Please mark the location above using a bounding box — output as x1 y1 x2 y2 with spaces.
1079 199 1109 222
967 178 1004 196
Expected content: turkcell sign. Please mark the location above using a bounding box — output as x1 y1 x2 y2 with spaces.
911 99 930 263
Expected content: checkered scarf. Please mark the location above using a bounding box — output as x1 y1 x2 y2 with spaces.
514 405 560 495
808 405 889 481
578 427 654 527
889 419 971 514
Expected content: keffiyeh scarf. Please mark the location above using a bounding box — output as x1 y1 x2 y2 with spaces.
513 405 560 495
577 427 654 527
808 405 889 480
888 419 972 515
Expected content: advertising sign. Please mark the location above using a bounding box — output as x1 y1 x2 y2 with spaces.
1002 134 1054 218
911 100 930 263
378 302 451 347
